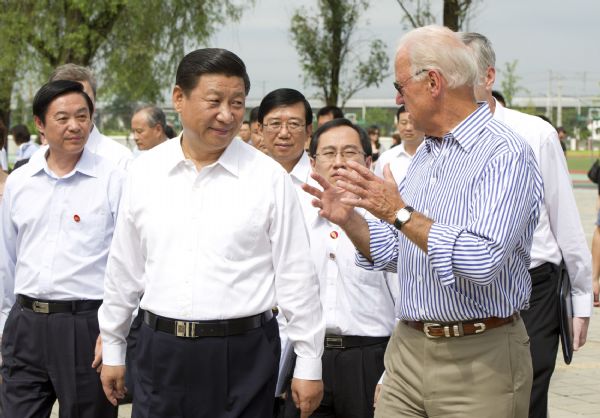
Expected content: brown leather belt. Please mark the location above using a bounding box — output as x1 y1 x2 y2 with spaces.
402 313 520 339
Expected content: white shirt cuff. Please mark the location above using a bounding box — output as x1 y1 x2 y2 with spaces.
572 292 593 317
102 343 127 366
293 356 322 380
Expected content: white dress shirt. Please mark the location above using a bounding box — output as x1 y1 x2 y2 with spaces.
0 148 125 331
0 148 7 171
306 207 396 336
289 153 396 335
373 143 417 184
98 137 325 380
86 125 132 170
15 142 39 162
494 102 592 316
31 125 132 171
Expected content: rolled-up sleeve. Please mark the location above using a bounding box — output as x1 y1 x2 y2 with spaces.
428 152 542 287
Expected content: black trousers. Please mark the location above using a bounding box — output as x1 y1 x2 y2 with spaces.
132 315 280 418
123 308 144 404
0 304 117 418
283 339 387 418
521 262 560 418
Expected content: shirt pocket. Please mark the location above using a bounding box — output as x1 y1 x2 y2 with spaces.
60 211 108 255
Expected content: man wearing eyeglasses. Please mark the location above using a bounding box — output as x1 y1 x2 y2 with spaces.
259 88 315 214
304 25 542 417
295 118 396 418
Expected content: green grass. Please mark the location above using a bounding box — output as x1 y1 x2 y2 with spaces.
566 151 598 172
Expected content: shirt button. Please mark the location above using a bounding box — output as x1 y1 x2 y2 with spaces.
423 209 429 217
329 253 336 260
417 275 423 282
430 177 437 185
419 308 426 316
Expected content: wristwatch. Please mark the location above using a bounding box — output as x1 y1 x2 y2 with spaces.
393 206 414 230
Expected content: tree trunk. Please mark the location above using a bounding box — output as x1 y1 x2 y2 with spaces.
443 0 460 31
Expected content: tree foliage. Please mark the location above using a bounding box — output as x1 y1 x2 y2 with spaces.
500 60 526 108
0 0 244 133
290 0 390 107
396 0 478 31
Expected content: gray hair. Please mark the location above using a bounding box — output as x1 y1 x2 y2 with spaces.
396 25 479 89
459 32 496 85
134 105 167 132
49 64 97 99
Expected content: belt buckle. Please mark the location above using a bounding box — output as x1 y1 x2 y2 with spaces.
423 322 442 339
175 321 198 338
474 322 486 334
325 336 344 349
32 301 50 314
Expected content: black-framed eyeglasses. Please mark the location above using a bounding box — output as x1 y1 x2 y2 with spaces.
393 69 427 96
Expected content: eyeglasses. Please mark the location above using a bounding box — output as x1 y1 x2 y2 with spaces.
314 148 366 162
393 69 427 96
263 120 306 133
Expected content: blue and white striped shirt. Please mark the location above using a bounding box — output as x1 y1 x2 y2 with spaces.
357 103 543 322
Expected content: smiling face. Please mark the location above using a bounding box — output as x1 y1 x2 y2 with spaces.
260 102 312 172
173 73 246 156
34 92 91 159
310 125 371 185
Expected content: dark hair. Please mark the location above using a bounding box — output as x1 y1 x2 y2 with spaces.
249 107 260 124
317 105 344 120
176 48 250 96
134 105 167 132
537 114 553 126
491 90 506 106
309 118 372 158
33 80 94 123
258 88 313 126
241 120 250 126
49 63 97 99
396 104 407 120
10 124 31 145
165 124 177 138
556 126 566 134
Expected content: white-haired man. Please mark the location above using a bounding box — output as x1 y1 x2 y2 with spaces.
461 32 591 418
304 25 542 417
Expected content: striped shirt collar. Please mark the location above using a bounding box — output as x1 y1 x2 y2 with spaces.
425 102 492 153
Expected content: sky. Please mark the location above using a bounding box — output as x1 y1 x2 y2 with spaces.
208 0 600 102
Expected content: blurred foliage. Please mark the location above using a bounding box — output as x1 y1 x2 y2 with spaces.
0 0 245 134
290 0 390 107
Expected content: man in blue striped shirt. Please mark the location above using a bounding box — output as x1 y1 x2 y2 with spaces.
303 25 543 418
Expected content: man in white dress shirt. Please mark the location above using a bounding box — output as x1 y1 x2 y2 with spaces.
301 118 396 418
98 48 325 418
0 80 124 417
11 125 39 163
462 32 592 418
374 105 424 182
130 105 169 152
48 64 132 170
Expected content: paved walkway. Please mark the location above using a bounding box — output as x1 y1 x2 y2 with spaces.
50 187 600 417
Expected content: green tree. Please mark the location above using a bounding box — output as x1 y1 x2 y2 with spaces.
395 0 479 30
500 60 526 107
0 0 244 133
290 0 390 107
